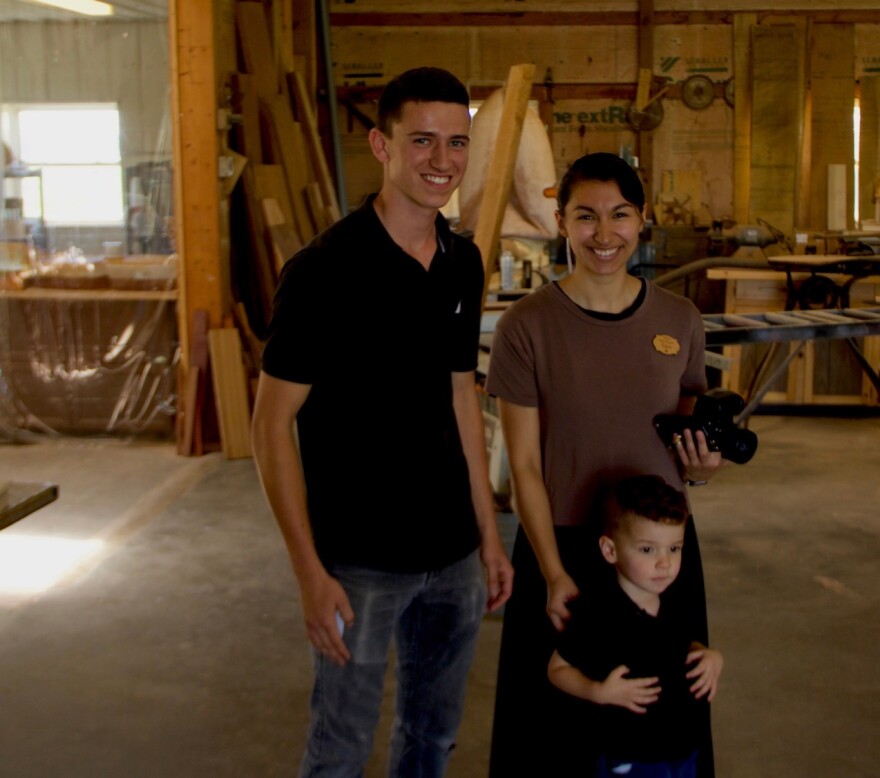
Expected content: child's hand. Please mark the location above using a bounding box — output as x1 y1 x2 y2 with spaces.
596 665 660 713
686 645 724 701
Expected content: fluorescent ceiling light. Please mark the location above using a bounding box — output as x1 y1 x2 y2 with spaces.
30 0 114 17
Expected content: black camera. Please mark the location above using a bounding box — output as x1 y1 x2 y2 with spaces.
653 389 758 465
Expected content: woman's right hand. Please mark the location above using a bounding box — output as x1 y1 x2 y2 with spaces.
546 572 580 631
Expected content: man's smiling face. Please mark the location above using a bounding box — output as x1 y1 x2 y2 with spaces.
373 100 471 212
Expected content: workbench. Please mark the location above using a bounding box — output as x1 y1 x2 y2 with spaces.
1 481 59 531
706 264 880 408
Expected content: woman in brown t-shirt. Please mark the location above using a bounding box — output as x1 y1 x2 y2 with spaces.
487 152 724 777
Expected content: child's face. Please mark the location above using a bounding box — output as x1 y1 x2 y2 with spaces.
600 515 685 608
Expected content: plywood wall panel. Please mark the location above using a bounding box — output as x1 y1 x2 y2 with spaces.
809 24 855 232
653 24 732 82
332 27 473 86
0 23 48 100
749 23 806 235
548 98 632 180
329 0 880 11
476 27 637 84
332 25 636 86
651 100 734 222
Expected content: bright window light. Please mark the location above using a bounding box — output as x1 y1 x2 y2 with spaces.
854 97 861 226
41 165 125 224
19 108 121 164
4 103 124 225
0 535 104 594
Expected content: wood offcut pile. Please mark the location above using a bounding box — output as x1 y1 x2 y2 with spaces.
229 1 340 337
178 1 339 460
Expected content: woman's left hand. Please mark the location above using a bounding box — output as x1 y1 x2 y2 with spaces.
673 428 724 483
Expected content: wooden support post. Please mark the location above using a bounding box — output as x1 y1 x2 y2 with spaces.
473 62 536 308
169 0 224 380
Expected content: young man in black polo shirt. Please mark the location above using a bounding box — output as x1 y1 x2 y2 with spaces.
252 67 513 777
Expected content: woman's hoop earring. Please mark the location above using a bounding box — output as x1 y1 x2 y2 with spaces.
566 238 574 276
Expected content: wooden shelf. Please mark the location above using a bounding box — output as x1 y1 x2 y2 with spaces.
0 288 178 302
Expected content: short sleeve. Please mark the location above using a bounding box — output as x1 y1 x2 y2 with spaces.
485 306 540 406
449 237 485 373
681 302 708 396
260 250 324 384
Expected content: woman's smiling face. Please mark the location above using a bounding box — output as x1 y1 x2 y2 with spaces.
556 179 645 278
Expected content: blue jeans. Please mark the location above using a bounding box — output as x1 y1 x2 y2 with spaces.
299 550 487 778
596 752 698 778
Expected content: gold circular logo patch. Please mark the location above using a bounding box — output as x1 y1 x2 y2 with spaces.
653 334 681 355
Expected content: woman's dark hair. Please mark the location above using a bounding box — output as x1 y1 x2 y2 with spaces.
376 67 470 136
556 152 646 213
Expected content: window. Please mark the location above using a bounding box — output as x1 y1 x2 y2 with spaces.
2 103 124 225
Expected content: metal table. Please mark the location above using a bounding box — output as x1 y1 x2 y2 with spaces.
702 307 880 420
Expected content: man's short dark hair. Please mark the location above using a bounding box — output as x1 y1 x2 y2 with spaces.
604 474 690 535
376 67 469 136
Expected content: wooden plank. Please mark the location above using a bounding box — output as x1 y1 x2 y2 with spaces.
305 181 330 232
292 0 318 101
230 72 263 162
261 198 303 274
233 301 265 374
858 77 880 225
473 62 536 306
263 95 317 242
261 197 286 228
241 163 281 325
253 164 297 233
235 1 280 101
634 66 651 112
733 13 756 225
291 69 342 222
220 149 248 199
187 308 221 456
827 163 848 231
267 223 303 274
178 365 200 456
208 328 253 460
273 0 295 84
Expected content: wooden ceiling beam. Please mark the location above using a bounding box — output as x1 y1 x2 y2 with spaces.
329 10 880 27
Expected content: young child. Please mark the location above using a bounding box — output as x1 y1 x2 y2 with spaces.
548 474 723 778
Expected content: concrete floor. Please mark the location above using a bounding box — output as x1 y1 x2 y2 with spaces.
0 413 878 777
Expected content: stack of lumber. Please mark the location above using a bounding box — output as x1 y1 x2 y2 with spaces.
229 1 340 338
178 1 340 460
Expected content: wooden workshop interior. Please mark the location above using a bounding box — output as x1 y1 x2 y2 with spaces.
1 0 879 455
